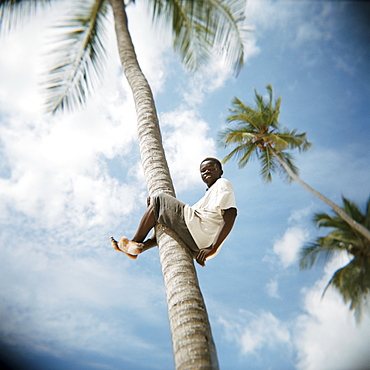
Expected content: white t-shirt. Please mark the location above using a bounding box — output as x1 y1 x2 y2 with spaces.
184 178 236 259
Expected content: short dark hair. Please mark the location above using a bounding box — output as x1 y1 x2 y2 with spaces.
201 157 223 171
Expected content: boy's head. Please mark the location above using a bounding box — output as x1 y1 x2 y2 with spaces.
200 157 222 171
200 158 223 187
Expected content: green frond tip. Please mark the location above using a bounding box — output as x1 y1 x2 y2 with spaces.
148 0 249 74
43 0 109 114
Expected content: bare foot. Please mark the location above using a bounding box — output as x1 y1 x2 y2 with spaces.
110 236 140 260
118 237 144 255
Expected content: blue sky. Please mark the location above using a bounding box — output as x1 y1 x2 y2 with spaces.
0 1 369 369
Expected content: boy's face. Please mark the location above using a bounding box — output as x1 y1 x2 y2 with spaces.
200 160 223 188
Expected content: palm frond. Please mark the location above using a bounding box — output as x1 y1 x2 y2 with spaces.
0 0 53 32
264 132 288 152
148 0 248 74
264 84 280 128
315 214 351 233
299 242 340 270
220 137 257 169
278 129 312 152
237 143 258 168
254 88 264 110
227 101 269 134
300 196 370 322
296 132 312 152
323 257 370 322
220 127 256 145
43 0 109 113
207 0 247 73
365 197 370 230
315 200 370 244
260 147 278 182
274 151 299 183
267 96 281 129
341 196 365 224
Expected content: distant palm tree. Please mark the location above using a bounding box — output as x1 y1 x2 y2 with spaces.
1 0 247 367
220 85 370 242
299 196 370 322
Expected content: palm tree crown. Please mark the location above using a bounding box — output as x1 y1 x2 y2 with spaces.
300 196 370 322
221 84 312 182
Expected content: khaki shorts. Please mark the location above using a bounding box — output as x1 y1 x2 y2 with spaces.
152 193 199 255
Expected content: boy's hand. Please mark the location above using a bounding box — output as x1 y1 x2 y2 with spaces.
196 246 213 267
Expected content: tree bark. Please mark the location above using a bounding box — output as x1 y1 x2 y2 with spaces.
109 0 219 368
271 148 370 242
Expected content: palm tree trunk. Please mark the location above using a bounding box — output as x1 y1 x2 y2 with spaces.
271 148 370 241
109 0 219 368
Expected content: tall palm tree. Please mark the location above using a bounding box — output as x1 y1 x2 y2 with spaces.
220 85 370 242
299 196 370 322
1 0 247 367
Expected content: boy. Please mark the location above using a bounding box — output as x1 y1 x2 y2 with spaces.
110 158 237 266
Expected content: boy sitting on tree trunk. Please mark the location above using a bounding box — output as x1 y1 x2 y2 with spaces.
110 157 237 266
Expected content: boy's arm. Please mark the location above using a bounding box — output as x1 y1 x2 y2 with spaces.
196 207 237 266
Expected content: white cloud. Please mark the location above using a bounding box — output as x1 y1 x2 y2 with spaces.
182 41 259 109
288 205 315 225
219 310 291 355
221 253 370 370
246 1 335 53
294 255 370 370
182 66 231 108
273 226 309 268
295 4 334 45
125 1 172 94
266 279 280 299
0 22 44 116
0 105 141 229
161 109 216 192
0 240 167 361
0 0 179 232
246 0 292 33
332 55 355 76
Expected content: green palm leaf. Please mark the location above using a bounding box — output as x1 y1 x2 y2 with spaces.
221 132 255 168
323 256 370 322
278 129 312 152
149 0 248 73
299 241 342 270
0 0 52 32
264 132 288 151
300 196 370 322
43 0 109 113
259 147 278 182
275 151 299 183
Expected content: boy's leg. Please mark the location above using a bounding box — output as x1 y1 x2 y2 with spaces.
111 203 157 258
132 203 156 243
132 196 157 251
141 235 157 251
